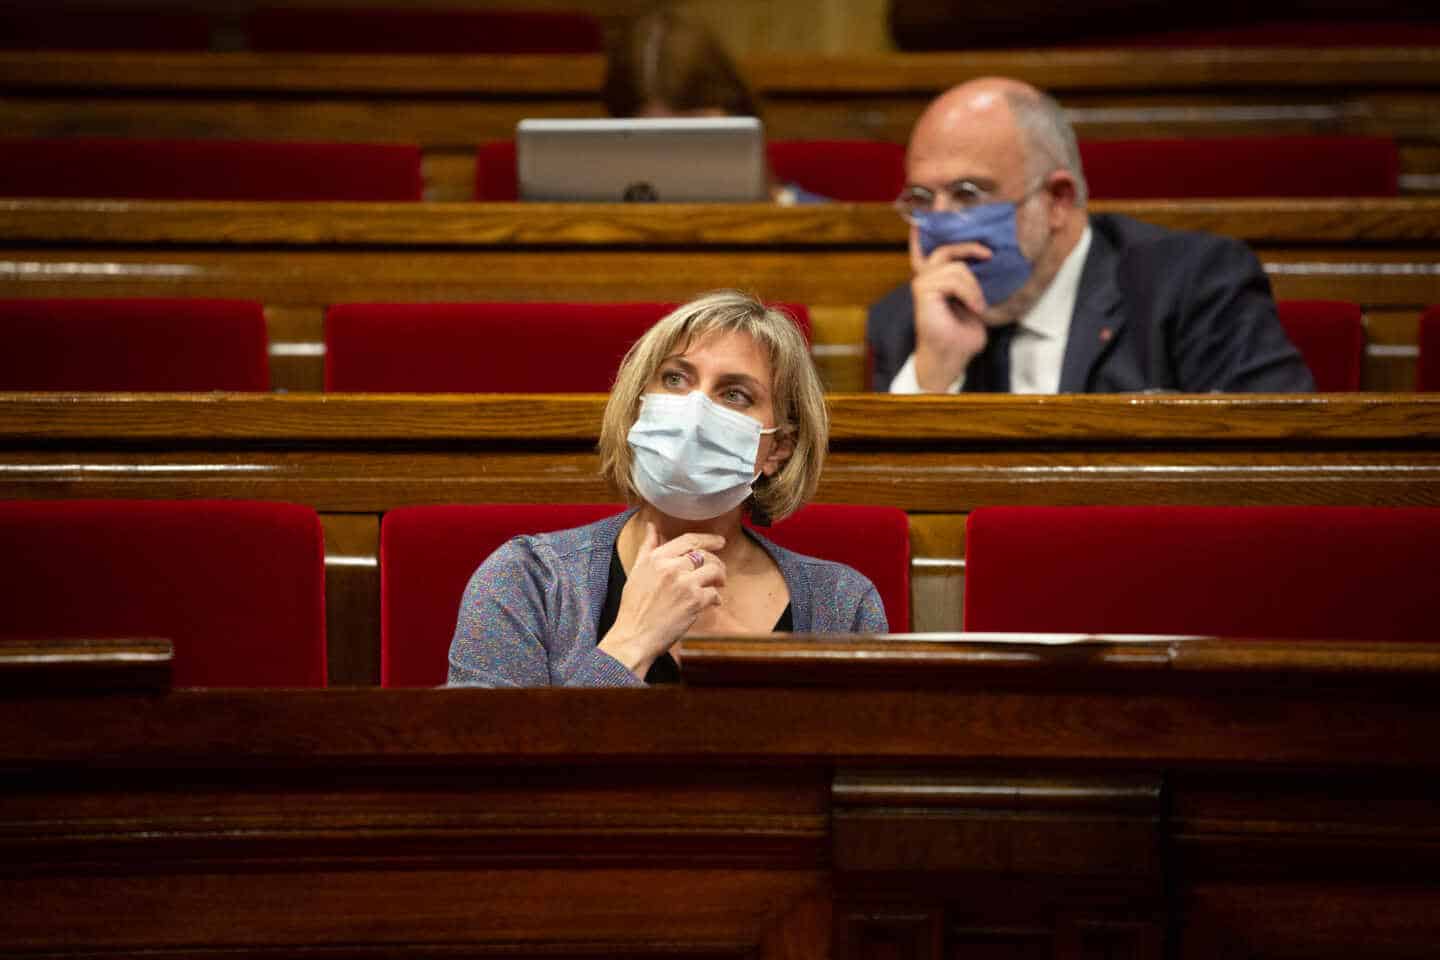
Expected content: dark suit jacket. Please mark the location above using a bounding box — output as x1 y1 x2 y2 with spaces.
867 213 1316 393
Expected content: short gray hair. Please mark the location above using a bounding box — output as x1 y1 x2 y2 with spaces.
1006 88 1088 206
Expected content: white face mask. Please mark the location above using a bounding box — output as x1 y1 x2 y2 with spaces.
627 391 779 521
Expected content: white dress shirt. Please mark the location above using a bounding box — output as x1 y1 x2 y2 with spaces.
889 226 1093 394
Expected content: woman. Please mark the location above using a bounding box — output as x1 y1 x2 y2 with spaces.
447 291 887 687
602 10 829 206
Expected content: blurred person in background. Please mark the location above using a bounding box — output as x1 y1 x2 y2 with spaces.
868 77 1314 394
604 10 827 204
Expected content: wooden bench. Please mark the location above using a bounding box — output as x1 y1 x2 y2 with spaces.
1 391 1436 683
1 198 1438 390
3 48 1439 199
4 633 1440 958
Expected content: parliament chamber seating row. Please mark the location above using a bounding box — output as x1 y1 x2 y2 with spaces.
6 44 1436 202
0 295 1397 393
473 135 1402 202
8 6 1437 57
0 498 910 687
0 134 1404 204
0 7 605 54
6 497 1439 688
0 197 1434 390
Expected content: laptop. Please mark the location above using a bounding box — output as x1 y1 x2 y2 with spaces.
516 117 768 202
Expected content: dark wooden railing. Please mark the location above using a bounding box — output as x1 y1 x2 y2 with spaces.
2 391 1437 681
2 198 1437 390
4 633 1440 958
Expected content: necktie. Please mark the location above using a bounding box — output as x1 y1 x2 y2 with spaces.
985 323 1017 392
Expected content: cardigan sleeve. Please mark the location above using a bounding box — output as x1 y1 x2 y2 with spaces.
447 537 642 688
851 580 889 633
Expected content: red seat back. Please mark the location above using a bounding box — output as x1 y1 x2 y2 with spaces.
0 298 270 391
751 503 910 631
0 499 328 686
324 301 811 392
0 9 212 49
0 138 423 201
1079 137 1399 199
766 140 907 202
381 501 909 687
964 505 1440 643
247 8 602 53
1084 20 1440 47
476 141 521 201
1419 306 1440 392
1276 300 1365 391
477 139 906 203
381 503 623 687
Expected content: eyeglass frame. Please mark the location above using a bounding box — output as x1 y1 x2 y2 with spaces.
892 171 1056 225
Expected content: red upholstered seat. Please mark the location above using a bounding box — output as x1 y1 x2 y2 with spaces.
381 503 621 687
750 503 910 632
0 499 328 686
964 505 1440 642
476 139 905 202
766 140 907 202
475 141 521 201
0 9 212 49
1084 20 1440 47
1276 300 1365 392
247 8 602 53
0 298 270 391
1419 306 1440 392
0 138 423 201
1079 137 1399 199
324 301 811 392
381 502 909 687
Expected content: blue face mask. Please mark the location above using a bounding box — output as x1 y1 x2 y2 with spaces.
914 202 1033 308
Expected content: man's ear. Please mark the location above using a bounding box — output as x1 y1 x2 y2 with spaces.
1045 170 1080 228
761 429 795 477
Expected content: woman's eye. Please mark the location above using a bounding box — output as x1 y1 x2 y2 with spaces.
660 370 686 388
722 388 751 406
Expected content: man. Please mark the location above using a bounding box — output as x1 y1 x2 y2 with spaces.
868 77 1314 393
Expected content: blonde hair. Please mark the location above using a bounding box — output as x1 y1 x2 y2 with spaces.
599 291 827 523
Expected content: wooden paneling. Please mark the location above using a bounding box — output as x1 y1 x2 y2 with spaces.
4 47 1440 196
0 636 171 694
1 198 1437 389
321 512 380 685
4 636 1440 956
1 391 1437 678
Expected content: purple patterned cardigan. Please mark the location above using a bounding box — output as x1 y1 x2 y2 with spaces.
447 510 888 687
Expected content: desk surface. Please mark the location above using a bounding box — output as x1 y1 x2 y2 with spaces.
3 634 1440 957
2 198 1436 392
4 47 1437 94
3 197 1439 245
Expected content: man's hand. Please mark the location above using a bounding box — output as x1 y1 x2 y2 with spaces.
598 519 726 679
910 233 993 391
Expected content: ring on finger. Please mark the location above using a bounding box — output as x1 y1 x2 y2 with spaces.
685 549 705 570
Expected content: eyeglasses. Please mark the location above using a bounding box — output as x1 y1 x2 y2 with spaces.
893 176 1048 224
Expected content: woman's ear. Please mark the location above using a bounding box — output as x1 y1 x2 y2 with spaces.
760 428 795 477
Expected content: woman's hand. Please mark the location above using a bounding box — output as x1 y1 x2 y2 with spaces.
598 518 726 679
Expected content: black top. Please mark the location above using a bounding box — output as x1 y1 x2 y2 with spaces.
596 545 794 684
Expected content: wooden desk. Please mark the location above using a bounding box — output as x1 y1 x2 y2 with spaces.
3 48 1438 198
2 198 1438 390
1 391 1437 681
3 634 1439 958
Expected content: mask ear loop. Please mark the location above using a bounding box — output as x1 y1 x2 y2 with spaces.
747 420 792 527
